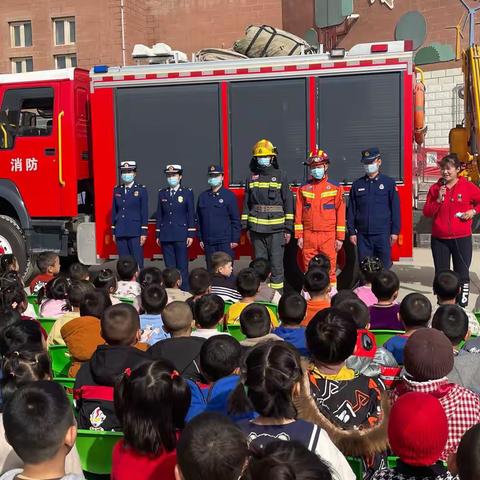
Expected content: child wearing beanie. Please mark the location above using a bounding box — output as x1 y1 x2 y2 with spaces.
450 424 480 480
372 392 454 480
392 328 480 461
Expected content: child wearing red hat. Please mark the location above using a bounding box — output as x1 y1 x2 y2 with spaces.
372 392 454 480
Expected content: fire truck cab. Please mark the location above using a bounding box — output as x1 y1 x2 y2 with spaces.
0 40 414 288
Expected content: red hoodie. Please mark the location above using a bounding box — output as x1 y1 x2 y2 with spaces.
423 177 480 239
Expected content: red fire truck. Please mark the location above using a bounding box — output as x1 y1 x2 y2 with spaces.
0 40 414 288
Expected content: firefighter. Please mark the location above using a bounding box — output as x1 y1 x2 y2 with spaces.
196 164 241 270
156 164 196 290
241 139 294 291
111 160 148 269
294 149 346 286
347 148 400 269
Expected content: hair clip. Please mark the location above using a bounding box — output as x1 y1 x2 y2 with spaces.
124 367 131 377
170 370 180 380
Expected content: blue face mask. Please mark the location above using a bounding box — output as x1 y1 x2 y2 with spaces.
167 176 179 188
257 157 271 168
310 167 325 180
208 176 222 188
121 173 135 184
364 163 379 175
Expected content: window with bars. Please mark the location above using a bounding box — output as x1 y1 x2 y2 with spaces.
55 54 77 69
11 57 33 73
53 17 76 45
10 21 32 48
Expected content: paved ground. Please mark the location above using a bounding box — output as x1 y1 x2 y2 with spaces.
92 247 480 311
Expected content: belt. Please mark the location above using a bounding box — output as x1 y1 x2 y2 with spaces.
254 205 284 213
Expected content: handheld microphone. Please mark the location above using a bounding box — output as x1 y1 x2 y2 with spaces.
440 177 447 201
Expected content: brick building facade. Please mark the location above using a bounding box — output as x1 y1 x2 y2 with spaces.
0 0 283 73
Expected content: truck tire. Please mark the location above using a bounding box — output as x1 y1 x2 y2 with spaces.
0 215 32 280
284 237 360 292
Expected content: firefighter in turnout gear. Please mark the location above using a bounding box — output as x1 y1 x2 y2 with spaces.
294 149 346 286
242 139 294 291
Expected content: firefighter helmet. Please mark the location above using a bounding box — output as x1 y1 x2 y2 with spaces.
306 148 330 166
252 139 278 157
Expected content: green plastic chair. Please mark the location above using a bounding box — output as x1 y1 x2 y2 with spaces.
227 325 246 342
346 457 364 480
76 429 123 475
475 311 480 325
53 377 75 405
118 297 134 305
224 300 234 314
371 329 404 347
39 317 56 334
387 456 399 468
27 294 40 317
49 345 72 377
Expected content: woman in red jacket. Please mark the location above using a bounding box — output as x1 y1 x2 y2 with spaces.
423 154 480 307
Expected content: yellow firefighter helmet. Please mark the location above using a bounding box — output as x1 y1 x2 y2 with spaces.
252 139 278 157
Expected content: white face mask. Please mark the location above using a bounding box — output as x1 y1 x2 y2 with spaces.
364 163 379 175
257 157 271 167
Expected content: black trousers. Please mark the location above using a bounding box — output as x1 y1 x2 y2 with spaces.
431 235 472 284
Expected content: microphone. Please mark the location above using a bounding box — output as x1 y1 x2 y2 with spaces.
440 177 447 201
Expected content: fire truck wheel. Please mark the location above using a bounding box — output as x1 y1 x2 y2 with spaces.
0 215 32 280
283 237 360 292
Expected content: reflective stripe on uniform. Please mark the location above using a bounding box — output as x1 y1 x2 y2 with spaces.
248 216 285 225
249 182 282 189
301 190 315 199
336 226 346 232
269 281 284 289
241 214 249 220
320 191 337 198
294 224 303 230
285 213 294 220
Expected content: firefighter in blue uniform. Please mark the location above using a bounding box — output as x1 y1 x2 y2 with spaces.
111 160 148 268
197 164 241 270
347 148 400 269
156 164 196 290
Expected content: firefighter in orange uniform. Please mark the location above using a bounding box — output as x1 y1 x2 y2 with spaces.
294 149 346 286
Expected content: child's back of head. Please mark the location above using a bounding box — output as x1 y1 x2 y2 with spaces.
162 301 193 336
278 293 307 326
249 258 271 283
335 298 370 329
3 380 75 467
68 262 89 281
0 320 44 356
240 304 271 338
306 308 357 365
80 289 112 318
116 256 138 281
101 303 140 346
114 360 190 454
304 268 330 297
399 293 432 329
138 266 163 287
200 335 241 382
211 252 233 276
67 280 95 310
36 251 60 275
194 294 225 329
163 268 182 289
141 284 167 315
236 268 260 298
307 253 331 273
371 270 400 302
432 304 469 347
40 275 70 303
93 268 118 294
330 289 358 306
189 268 211 296
456 424 480 480
360 256 383 284
0 254 18 274
176 412 248 480
433 270 460 301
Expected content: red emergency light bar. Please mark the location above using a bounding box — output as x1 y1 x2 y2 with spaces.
371 44 389 53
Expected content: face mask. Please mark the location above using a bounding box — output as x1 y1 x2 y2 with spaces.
310 167 325 180
257 157 271 168
167 176 179 188
364 163 379 175
208 176 222 188
121 173 135 184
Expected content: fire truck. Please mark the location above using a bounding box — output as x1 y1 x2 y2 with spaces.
0 40 414 288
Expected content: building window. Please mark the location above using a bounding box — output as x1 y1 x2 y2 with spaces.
53 17 75 45
11 57 33 73
55 54 77 69
10 21 32 48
